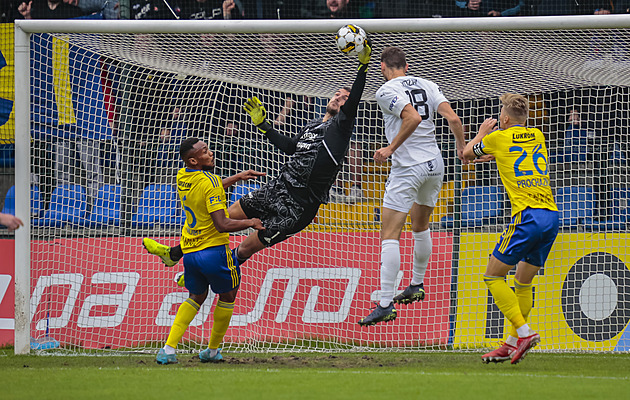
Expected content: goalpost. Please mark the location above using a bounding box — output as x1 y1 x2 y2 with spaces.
13 16 630 355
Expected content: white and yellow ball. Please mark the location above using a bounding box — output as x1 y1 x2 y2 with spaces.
335 24 367 56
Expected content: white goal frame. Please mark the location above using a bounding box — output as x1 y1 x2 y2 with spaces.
13 15 630 354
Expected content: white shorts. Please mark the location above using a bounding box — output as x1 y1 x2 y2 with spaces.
382 156 444 213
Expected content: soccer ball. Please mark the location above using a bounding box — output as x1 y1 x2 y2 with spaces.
335 24 367 56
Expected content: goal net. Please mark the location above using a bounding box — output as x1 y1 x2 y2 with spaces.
12 16 630 354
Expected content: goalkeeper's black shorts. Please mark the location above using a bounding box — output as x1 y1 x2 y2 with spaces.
238 179 320 247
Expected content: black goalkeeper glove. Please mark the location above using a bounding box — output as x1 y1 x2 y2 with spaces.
244 97 272 133
358 38 372 72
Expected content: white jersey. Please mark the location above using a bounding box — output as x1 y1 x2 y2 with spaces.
376 76 448 167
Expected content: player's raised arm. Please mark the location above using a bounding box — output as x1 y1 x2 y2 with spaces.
221 169 266 189
339 39 371 125
463 118 497 162
437 102 467 164
244 96 298 154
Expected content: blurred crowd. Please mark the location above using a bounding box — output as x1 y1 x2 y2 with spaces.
2 0 630 22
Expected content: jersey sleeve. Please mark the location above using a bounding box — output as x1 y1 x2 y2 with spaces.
264 126 298 155
474 131 498 156
376 85 409 118
428 82 448 110
203 178 227 214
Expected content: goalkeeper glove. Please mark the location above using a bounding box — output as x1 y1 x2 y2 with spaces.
358 38 372 71
244 97 272 133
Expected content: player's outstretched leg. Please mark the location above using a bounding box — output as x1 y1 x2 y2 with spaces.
199 348 223 363
143 238 178 267
511 332 541 364
357 302 397 326
481 342 517 363
393 283 426 305
156 348 178 365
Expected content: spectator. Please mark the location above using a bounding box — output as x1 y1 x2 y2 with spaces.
19 0 113 208
156 105 186 183
64 0 119 19
17 0 85 19
329 139 364 203
130 0 178 19
117 64 177 231
454 0 486 16
325 0 357 18
301 0 358 18
485 0 525 16
563 109 593 163
178 0 244 20
575 0 614 14
217 121 251 179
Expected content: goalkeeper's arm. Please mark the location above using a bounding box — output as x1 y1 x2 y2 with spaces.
339 40 371 125
243 97 297 155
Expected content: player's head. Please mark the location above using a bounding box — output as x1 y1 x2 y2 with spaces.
380 46 408 79
325 87 351 117
499 93 529 126
327 0 349 14
179 137 215 171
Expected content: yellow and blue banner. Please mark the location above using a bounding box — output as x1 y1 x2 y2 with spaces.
453 232 630 351
0 23 15 143
30 30 112 141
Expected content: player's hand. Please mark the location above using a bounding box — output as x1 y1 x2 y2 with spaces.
358 38 372 70
358 38 371 64
373 146 393 164
478 118 497 136
250 218 264 231
238 169 266 181
473 154 495 163
244 97 272 133
456 142 468 165
0 213 24 232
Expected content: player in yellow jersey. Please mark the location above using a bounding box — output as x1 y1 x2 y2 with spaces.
463 93 559 365
156 137 264 365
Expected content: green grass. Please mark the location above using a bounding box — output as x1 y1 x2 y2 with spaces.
1 350 628 400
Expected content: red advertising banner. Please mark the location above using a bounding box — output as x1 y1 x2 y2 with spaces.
0 240 15 346
3 232 452 349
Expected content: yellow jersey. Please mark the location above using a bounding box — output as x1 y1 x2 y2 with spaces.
176 168 229 253
473 125 558 216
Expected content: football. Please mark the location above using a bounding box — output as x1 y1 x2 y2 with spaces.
335 24 367 56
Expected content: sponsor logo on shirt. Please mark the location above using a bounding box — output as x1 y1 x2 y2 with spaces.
389 96 398 111
513 131 536 143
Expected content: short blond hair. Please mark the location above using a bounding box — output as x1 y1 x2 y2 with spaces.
500 93 528 123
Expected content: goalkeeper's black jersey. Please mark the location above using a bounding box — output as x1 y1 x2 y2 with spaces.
262 68 367 205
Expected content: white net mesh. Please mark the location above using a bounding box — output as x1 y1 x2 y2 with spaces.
19 19 630 353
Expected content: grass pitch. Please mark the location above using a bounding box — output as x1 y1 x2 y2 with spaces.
1 349 628 400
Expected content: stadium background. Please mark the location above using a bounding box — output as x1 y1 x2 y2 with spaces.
1 3 630 353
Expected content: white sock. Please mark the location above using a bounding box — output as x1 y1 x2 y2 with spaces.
380 239 400 308
516 323 533 338
411 229 431 286
506 335 518 347
163 345 176 355
208 348 218 357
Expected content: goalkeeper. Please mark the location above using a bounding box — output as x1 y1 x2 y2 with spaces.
144 41 372 274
